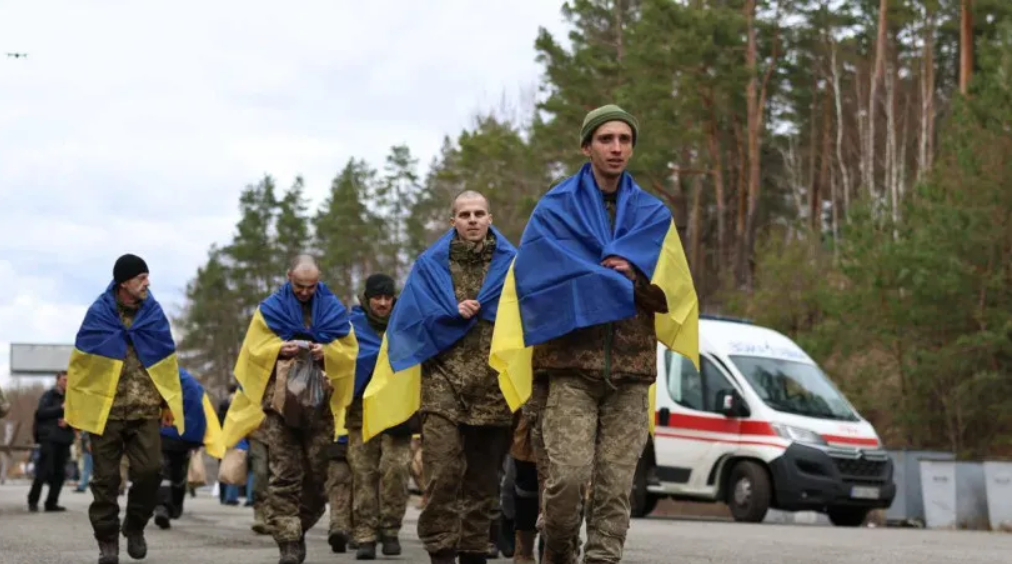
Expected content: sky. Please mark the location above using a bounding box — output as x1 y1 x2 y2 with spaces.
0 0 570 388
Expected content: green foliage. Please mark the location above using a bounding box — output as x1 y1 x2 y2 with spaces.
177 2 1012 455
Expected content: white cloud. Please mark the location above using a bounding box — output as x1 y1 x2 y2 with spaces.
0 0 572 387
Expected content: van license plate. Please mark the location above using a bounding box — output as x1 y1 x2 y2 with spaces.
850 486 879 500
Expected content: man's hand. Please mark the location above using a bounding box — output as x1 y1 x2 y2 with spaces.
280 342 300 358
310 343 324 361
458 299 481 320
601 256 637 281
160 409 174 428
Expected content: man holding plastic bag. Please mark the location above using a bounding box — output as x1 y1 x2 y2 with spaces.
221 255 358 564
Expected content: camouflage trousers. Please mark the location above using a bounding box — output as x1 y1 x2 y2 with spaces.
541 374 650 564
262 410 334 543
348 429 412 543
327 458 353 535
248 437 271 529
417 413 510 555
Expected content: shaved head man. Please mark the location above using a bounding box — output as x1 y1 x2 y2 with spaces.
288 254 322 303
450 191 493 246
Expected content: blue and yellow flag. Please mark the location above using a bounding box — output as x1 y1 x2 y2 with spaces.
65 282 184 436
221 282 358 447
160 368 225 459
361 227 517 442
490 162 700 432
350 306 383 400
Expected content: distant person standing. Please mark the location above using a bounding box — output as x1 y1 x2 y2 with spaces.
65 253 185 564
27 371 74 512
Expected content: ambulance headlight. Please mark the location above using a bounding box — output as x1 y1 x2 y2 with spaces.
770 423 827 446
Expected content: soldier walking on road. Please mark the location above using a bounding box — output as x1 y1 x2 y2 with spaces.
221 255 358 564
346 273 414 559
64 254 187 564
490 105 699 564
361 191 518 564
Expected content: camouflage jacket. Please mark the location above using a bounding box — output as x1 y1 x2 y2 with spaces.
421 233 512 427
532 190 669 385
108 299 166 421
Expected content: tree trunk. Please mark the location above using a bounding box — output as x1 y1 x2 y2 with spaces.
868 0 889 204
705 100 727 272
918 9 936 182
830 41 852 221
742 0 778 289
816 83 833 234
960 0 974 95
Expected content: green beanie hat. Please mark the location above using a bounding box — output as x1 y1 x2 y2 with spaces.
580 104 639 147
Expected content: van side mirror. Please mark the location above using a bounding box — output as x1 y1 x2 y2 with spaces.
716 389 748 418
658 407 670 427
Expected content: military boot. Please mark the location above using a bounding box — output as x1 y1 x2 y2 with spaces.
328 530 348 553
277 541 300 564
97 538 119 564
459 552 488 564
428 549 455 564
513 530 536 563
356 541 376 560
123 531 147 560
296 535 307 564
380 534 402 556
153 506 171 530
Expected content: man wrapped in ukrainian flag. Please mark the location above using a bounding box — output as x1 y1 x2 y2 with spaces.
220 254 357 564
489 105 700 563
64 253 185 564
153 367 224 529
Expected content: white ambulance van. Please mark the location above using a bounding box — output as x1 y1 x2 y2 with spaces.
632 315 896 527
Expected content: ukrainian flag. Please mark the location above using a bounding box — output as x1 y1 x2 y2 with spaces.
160 368 226 459
65 282 184 436
490 162 700 434
361 227 516 442
221 282 358 448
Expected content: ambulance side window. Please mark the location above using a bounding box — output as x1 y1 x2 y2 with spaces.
700 360 736 413
666 352 736 414
665 352 705 411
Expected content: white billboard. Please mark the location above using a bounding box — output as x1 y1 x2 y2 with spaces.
9 343 74 378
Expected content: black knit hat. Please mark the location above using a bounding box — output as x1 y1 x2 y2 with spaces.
113 253 149 284
364 274 395 298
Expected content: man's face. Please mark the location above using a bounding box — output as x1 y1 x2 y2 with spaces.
56 373 67 393
451 196 492 243
368 295 394 318
288 268 320 302
582 121 634 179
120 273 150 302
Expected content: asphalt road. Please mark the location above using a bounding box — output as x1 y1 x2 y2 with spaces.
0 483 1010 564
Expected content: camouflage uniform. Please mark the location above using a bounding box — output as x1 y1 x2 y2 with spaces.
88 299 166 544
418 234 513 562
261 300 336 550
535 191 666 564
346 399 412 544
248 433 271 534
326 438 353 552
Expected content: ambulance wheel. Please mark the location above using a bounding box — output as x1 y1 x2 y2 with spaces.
726 460 771 523
630 459 658 518
827 506 869 527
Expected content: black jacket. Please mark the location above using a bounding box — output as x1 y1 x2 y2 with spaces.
34 388 75 445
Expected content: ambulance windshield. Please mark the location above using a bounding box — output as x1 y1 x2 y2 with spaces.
730 356 860 422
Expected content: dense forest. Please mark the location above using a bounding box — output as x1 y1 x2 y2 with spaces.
176 0 1012 459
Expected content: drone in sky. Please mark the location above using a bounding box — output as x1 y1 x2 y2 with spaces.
7 53 28 58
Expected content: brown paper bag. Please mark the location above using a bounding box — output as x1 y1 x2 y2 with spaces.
217 448 248 485
187 449 207 487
